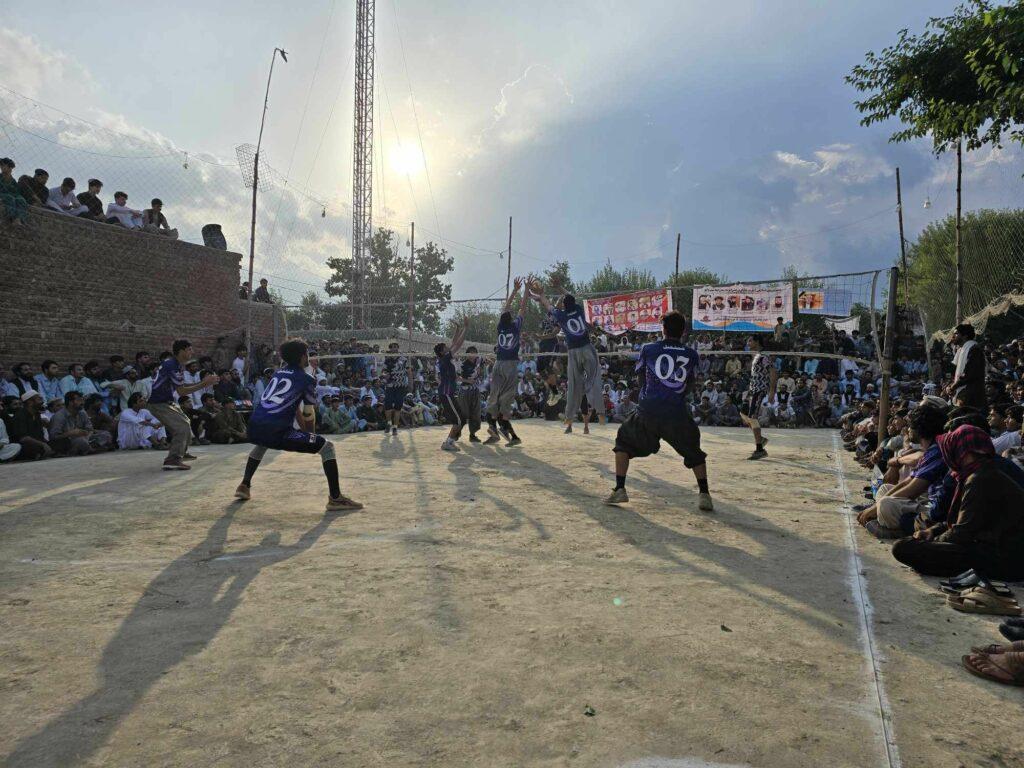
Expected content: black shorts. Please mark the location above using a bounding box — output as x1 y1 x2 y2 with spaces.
384 386 407 410
613 410 707 468
741 391 767 418
439 393 465 427
537 338 557 374
248 423 326 454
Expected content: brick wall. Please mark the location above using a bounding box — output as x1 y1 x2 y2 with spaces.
0 210 282 369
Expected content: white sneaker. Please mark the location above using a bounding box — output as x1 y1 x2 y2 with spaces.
441 440 460 452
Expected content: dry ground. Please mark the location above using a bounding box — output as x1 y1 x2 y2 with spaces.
1 422 1021 768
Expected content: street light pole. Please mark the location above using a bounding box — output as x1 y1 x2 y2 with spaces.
246 46 288 380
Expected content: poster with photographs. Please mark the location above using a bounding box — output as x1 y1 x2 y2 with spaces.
796 288 853 316
691 283 793 331
584 288 673 335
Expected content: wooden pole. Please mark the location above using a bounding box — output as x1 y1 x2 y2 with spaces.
877 266 899 447
408 221 415 348
955 142 964 323
895 167 909 300
673 232 681 311
506 216 513 300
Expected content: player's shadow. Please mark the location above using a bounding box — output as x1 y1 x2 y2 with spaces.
3 505 341 768
371 431 408 465
500 448 918 647
447 452 549 540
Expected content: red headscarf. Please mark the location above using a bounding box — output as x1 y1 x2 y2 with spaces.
936 425 995 526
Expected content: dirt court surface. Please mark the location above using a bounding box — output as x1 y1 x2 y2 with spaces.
1 422 1022 768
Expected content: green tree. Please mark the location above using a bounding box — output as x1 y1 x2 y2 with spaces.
904 208 1024 330
661 267 727 321
847 1 1024 154
285 291 325 331
444 302 500 344
324 228 453 332
575 261 658 295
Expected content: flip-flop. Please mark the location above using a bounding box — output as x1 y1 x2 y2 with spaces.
943 581 1014 598
960 585 1017 603
940 569 978 590
970 640 1024 655
961 652 1024 687
948 593 1022 617
999 623 1024 643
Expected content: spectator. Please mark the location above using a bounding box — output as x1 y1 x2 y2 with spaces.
46 177 89 217
232 345 247 382
253 278 273 303
0 157 29 226
34 360 64 402
142 198 178 239
106 191 144 229
10 363 35 397
60 363 99 398
9 390 52 459
716 395 742 426
106 366 151 411
0 364 19 399
76 179 118 223
239 281 250 300
84 393 116 443
17 167 49 207
208 399 248 444
117 393 167 449
101 355 126 383
356 394 378 430
892 425 1024 580
134 351 154 377
48 391 112 455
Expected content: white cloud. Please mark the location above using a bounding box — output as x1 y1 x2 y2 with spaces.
0 29 95 102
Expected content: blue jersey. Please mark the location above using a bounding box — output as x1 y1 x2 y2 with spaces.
436 352 457 397
149 357 183 404
549 307 591 349
495 316 523 361
636 339 700 419
249 366 317 433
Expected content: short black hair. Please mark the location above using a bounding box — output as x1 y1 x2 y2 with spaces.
110 355 125 364
35 168 48 177
172 339 192 355
201 393 216 404
563 295 577 311
954 323 975 339
64 391 82 406
68 362 82 372
88 178 102 187
434 343 446 356
279 338 309 368
465 346 478 354
128 392 144 408
747 335 763 349
498 311 513 328
41 359 56 370
62 177 75 188
135 351 149 359
114 191 127 198
909 404 948 441
151 198 162 206
0 157 13 168
84 394 103 409
662 310 686 339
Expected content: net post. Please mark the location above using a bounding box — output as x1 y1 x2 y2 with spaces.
877 267 899 446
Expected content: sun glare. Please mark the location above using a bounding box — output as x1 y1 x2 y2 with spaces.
389 145 425 176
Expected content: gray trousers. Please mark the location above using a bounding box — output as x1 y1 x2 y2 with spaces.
148 402 192 460
486 359 519 420
459 387 482 434
565 345 605 419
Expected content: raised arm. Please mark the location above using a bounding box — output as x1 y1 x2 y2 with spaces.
529 278 553 311
450 322 468 355
504 276 523 314
515 276 529 317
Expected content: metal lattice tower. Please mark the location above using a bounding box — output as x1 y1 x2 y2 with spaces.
351 0 375 328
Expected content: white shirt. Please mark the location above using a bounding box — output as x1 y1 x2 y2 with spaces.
46 187 86 214
994 430 1022 454
106 202 143 228
358 386 378 406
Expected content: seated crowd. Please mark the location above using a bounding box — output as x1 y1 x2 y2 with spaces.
0 156 178 238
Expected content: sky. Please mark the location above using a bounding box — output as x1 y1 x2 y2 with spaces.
2 0 1022 305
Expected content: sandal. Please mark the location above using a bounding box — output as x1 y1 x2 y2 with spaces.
961 651 1024 687
947 592 1022 616
970 640 1024 655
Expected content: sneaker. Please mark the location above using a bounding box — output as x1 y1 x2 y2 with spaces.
484 427 501 444
182 453 198 461
698 492 714 512
327 494 364 511
604 487 629 505
441 440 461 452
497 425 511 441
162 458 191 471
506 436 522 447
391 426 398 436
864 520 902 540
469 434 482 443
234 483 251 500
564 424 573 434
747 447 768 461
198 438 211 446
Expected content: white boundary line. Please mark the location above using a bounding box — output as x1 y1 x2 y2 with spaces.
831 431 902 768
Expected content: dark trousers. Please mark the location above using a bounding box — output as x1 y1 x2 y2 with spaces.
891 538 1024 580
459 387 481 435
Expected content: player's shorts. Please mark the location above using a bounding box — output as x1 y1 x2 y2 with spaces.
536 338 557 373
384 386 408 410
439 392 465 427
613 409 707 468
741 391 767 418
248 422 326 454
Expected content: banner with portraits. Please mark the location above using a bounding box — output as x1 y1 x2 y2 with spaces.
796 288 853 316
584 288 673 335
691 283 793 332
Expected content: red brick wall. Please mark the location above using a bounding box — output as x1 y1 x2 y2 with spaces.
0 211 281 368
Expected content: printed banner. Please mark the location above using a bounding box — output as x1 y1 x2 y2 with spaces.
691 283 793 332
797 288 853 316
584 288 673 335
825 316 862 334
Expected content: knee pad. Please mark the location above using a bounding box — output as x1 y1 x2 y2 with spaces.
318 441 336 462
248 446 268 461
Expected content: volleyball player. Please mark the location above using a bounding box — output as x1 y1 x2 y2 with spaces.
383 341 411 436
529 278 605 433
605 311 713 511
484 276 527 446
235 338 362 510
740 334 776 460
435 321 468 452
459 346 483 442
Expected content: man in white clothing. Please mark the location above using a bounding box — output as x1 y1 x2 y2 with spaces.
118 393 167 449
106 191 143 229
46 177 89 217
